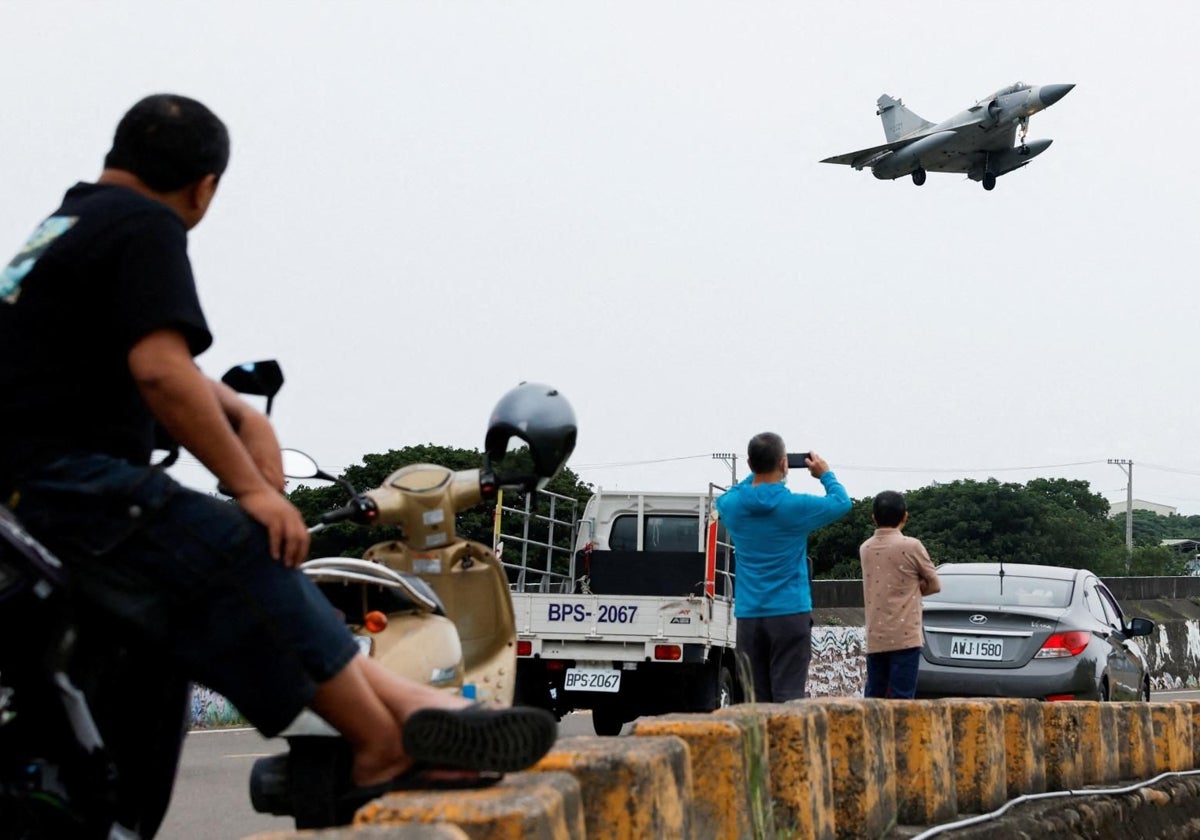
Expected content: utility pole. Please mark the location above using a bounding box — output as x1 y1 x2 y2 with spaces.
1107 458 1134 568
712 452 737 486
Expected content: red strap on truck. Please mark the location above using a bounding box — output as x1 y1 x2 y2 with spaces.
704 518 717 598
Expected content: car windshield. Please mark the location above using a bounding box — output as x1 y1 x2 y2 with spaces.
925 573 1073 608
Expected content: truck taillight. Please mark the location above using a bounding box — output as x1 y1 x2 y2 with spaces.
516 640 532 657
654 645 682 661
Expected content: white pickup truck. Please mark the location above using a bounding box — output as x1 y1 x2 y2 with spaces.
499 487 740 735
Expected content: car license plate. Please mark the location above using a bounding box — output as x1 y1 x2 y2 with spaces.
564 668 622 693
950 635 1004 660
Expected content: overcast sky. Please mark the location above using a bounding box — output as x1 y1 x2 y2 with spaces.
4 2 1198 515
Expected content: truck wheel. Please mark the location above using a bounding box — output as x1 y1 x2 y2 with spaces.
717 665 735 709
689 658 736 712
592 707 624 736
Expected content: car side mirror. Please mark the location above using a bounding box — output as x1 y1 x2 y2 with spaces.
1126 617 1155 637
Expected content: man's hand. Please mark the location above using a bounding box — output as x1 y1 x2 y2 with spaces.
209 380 285 491
238 488 311 567
806 452 830 479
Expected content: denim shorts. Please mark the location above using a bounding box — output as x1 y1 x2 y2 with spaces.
9 453 359 736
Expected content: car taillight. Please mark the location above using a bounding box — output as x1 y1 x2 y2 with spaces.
516 640 533 657
364 610 388 633
1034 631 1090 658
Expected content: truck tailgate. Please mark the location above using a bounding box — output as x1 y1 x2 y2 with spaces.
513 593 710 641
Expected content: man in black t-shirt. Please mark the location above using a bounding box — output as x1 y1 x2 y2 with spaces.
0 95 554 801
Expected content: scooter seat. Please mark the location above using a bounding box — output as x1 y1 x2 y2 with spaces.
301 558 446 616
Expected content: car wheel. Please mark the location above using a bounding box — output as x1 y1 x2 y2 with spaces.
1143 678 1151 702
1099 678 1110 702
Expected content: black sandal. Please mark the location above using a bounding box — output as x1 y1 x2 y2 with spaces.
401 704 557 773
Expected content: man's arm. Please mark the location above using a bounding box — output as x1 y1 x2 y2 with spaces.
209 379 285 491
790 452 852 530
128 329 309 565
914 541 941 595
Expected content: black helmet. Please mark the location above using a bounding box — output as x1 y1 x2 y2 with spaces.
485 382 577 486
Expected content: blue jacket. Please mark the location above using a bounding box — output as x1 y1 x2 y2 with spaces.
715 472 851 618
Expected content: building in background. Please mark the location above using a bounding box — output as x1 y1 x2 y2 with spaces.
1109 499 1177 518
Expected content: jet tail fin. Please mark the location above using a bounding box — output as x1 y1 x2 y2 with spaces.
876 94 934 142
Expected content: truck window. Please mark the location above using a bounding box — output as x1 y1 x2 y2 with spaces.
608 514 700 552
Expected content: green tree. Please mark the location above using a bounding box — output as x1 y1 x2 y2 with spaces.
1129 544 1192 576
811 477 1137 579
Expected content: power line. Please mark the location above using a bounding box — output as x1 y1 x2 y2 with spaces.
836 459 1106 474
171 448 1200 484
570 454 714 470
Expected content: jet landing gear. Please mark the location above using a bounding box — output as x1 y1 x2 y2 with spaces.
911 168 926 186
980 152 997 191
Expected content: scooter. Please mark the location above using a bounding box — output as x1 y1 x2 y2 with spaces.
250 381 578 829
0 360 286 839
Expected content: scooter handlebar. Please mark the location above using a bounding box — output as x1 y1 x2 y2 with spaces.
317 496 378 526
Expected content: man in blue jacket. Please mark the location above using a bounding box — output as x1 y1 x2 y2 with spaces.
715 432 851 701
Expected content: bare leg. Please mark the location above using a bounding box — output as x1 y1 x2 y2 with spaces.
313 654 555 786
311 654 477 786
357 653 471 722
308 655 409 786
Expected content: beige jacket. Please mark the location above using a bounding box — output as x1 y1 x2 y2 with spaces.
860 528 941 654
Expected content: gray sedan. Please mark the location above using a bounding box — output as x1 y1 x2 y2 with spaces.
916 563 1154 702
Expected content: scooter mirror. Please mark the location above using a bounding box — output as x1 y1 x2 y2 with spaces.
281 449 321 479
222 360 285 415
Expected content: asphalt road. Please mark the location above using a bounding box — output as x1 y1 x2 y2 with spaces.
158 693 1200 839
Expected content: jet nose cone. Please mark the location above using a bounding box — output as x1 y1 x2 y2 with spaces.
1039 84 1075 108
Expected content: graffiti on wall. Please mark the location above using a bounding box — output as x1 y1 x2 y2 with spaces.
191 684 246 728
806 619 1200 697
1140 618 1200 691
810 625 866 697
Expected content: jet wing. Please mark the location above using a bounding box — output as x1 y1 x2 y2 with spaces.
820 132 940 169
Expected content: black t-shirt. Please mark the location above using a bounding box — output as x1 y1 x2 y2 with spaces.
0 183 213 478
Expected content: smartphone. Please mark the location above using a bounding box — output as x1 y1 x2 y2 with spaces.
786 452 811 469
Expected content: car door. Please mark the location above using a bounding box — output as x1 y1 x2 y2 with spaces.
1091 581 1139 700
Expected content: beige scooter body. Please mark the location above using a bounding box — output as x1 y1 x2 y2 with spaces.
362 462 517 705
362 537 517 704
281 462 516 740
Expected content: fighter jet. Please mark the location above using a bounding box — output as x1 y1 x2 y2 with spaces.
821 82 1074 190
